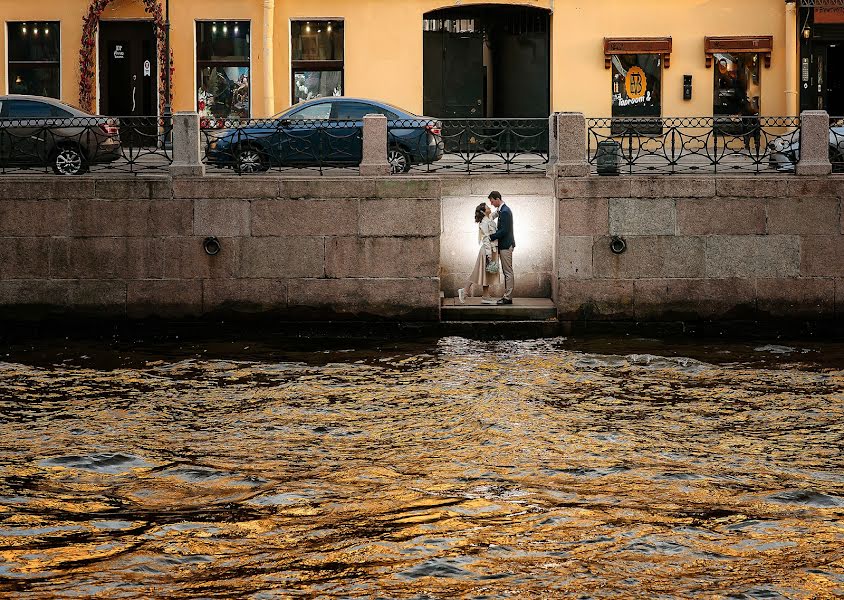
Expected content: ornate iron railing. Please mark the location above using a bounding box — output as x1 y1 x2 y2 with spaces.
587 116 801 175
201 118 362 175
387 118 548 175
0 116 172 175
829 117 844 173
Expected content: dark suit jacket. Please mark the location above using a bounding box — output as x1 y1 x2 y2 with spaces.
490 204 515 250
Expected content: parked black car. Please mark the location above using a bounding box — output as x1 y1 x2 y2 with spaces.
204 97 443 174
0 95 121 175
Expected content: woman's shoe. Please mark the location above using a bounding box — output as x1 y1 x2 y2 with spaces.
481 297 497 305
457 288 466 304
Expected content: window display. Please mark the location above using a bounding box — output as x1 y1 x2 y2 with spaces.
293 71 342 104
196 22 250 120
291 21 344 104
713 52 760 117
611 53 662 119
7 22 61 98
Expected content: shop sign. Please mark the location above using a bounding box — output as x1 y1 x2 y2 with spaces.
625 66 647 100
816 8 844 24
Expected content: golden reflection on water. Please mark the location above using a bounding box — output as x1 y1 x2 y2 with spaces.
0 337 843 598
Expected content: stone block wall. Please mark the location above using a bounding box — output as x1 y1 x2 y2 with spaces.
0 177 441 320
440 177 555 298
556 177 844 321
3 172 843 323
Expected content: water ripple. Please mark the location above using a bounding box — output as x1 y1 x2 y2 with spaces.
0 336 842 597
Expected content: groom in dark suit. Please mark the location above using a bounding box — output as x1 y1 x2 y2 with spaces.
488 191 515 305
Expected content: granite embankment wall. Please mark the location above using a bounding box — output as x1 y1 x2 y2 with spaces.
1 174 842 322
0 177 442 320
556 177 844 321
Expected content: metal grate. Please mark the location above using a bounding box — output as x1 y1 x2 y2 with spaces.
0 116 171 175
587 116 801 175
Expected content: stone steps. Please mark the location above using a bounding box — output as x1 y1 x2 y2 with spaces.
441 297 557 321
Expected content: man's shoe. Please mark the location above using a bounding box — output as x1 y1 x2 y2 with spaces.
497 298 513 305
457 288 466 304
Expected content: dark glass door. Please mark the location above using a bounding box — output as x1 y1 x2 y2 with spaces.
99 22 157 145
826 43 844 116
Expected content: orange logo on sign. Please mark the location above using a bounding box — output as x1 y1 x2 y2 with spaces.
625 66 647 100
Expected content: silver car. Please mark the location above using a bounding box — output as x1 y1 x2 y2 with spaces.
768 126 844 173
0 95 121 175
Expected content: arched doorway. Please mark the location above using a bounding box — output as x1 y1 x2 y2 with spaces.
423 5 550 118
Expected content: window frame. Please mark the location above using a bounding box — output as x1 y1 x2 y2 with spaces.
5 21 62 98
287 100 333 120
610 52 664 134
1 99 68 118
290 18 345 105
713 51 761 118
194 19 252 119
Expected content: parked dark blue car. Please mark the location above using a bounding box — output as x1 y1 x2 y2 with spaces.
205 98 443 174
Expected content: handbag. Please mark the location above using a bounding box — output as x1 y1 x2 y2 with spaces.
485 257 500 274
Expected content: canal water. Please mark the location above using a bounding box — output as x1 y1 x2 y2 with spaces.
0 333 842 598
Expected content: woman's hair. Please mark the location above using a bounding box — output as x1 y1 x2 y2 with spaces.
474 203 487 223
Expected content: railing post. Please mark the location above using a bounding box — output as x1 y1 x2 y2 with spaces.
360 114 391 176
796 110 832 176
169 111 205 177
547 112 589 177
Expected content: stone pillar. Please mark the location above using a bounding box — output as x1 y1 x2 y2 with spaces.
170 111 205 177
797 110 832 176
359 114 391 176
547 112 589 177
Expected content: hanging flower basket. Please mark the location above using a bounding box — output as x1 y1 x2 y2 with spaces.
79 0 174 115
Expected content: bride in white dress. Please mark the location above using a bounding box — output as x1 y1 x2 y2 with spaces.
457 202 501 305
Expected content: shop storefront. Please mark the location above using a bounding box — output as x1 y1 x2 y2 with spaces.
0 0 797 119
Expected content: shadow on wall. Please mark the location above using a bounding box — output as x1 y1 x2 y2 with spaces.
440 180 555 299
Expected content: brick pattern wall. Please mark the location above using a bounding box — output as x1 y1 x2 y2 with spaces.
556 177 844 321
0 177 442 320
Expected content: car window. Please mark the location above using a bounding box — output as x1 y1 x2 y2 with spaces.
5 100 55 118
289 102 332 120
335 102 397 120
53 107 72 118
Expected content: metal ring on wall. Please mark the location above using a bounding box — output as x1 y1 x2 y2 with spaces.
203 236 221 256
610 236 627 255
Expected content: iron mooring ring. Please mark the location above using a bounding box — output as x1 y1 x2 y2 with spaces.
203 236 221 256
610 236 627 255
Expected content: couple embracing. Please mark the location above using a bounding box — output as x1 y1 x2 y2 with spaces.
457 191 515 306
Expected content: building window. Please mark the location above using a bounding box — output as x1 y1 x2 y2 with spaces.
291 20 344 104
611 54 662 121
196 21 250 120
713 53 760 117
7 22 61 98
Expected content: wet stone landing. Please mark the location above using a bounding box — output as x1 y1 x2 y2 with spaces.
441 297 557 321
0 334 843 598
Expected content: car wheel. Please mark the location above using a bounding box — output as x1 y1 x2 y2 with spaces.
235 145 269 174
388 147 411 174
830 147 844 173
51 145 88 175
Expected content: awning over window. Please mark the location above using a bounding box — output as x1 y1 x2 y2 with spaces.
704 36 773 68
603 37 672 69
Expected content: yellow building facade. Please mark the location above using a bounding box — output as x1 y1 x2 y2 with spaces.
0 0 807 119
